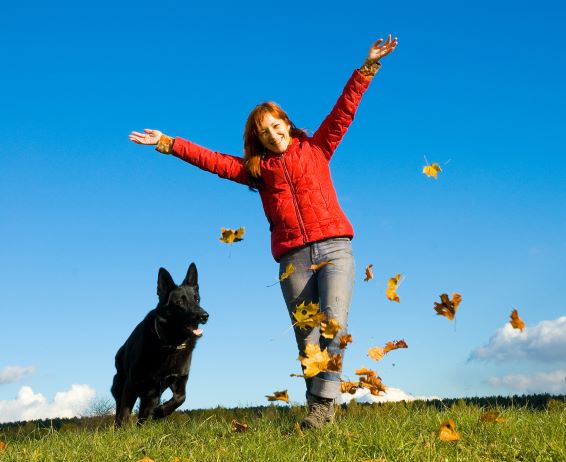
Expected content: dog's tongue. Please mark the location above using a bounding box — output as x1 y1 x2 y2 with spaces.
192 328 203 337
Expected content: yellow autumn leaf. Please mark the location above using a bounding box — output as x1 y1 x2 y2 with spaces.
355 366 373 376
231 419 250 432
292 301 326 329
358 370 386 395
437 418 460 441
341 381 359 394
368 346 385 361
385 274 401 302
219 226 245 244
136 458 155 462
310 260 334 271
423 162 442 179
339 333 353 349
510 309 525 331
321 318 342 339
299 343 330 378
434 292 462 320
0 442 6 451
279 263 295 282
480 411 506 423
364 264 374 282
265 390 289 403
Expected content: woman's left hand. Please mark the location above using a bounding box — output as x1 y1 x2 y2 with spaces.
367 34 398 62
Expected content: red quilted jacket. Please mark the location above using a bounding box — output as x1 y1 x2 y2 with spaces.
171 69 371 261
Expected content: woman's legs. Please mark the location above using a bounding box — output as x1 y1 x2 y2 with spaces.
279 238 356 400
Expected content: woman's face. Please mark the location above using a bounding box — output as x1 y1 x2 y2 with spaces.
257 113 291 154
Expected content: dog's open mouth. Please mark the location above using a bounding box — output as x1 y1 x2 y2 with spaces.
188 326 203 337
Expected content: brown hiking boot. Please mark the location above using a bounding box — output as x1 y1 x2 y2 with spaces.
301 395 335 429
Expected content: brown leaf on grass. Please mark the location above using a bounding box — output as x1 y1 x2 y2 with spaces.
434 293 462 320
386 274 402 302
321 318 342 339
341 381 359 394
364 264 374 282
423 162 442 179
480 411 506 423
231 419 250 432
136 458 155 462
0 442 6 451
219 227 245 244
510 309 525 331
437 418 460 441
292 301 325 330
339 334 353 349
310 261 334 271
265 390 289 403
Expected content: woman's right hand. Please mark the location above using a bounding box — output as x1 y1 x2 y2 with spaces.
129 128 163 145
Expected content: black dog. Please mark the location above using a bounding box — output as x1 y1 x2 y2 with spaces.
111 263 208 426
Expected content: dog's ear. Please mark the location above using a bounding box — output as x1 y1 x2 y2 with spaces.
182 262 198 287
157 268 176 301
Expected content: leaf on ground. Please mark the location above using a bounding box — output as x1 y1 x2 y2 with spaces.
265 390 289 403
339 333 353 349
0 442 6 451
219 227 245 244
438 418 460 441
231 419 250 432
480 411 506 423
136 458 155 462
321 318 342 339
510 309 525 331
434 292 462 320
385 274 402 302
423 162 442 179
310 260 334 271
364 264 374 282
292 301 326 330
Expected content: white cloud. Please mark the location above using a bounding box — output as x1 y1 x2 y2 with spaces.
487 369 566 394
338 387 439 405
0 385 96 423
469 316 566 363
0 365 36 384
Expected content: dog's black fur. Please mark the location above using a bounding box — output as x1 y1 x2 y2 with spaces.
111 263 208 426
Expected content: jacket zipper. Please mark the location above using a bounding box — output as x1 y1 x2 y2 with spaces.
281 154 307 243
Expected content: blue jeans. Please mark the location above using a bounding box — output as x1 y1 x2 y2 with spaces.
279 237 356 400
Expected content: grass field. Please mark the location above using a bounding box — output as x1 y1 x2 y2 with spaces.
0 397 564 462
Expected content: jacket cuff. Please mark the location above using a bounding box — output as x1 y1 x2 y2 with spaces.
156 134 174 154
358 60 382 79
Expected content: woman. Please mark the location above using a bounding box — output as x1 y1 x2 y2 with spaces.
129 35 397 429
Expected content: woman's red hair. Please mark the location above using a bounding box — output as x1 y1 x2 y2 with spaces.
243 102 306 189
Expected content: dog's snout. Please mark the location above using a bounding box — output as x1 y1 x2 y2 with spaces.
199 310 209 324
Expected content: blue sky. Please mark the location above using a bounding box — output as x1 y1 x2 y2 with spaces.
1 0 565 421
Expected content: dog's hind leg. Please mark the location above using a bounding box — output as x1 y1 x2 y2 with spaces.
153 375 188 419
115 384 138 427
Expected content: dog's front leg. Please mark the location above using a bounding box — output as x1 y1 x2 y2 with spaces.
153 376 188 419
138 393 161 424
115 385 138 427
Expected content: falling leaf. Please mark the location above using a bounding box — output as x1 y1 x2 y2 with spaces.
290 373 304 377
358 369 386 395
434 292 462 320
341 381 359 394
423 162 442 179
292 301 326 330
321 318 342 339
364 264 374 282
327 353 343 372
219 227 245 244
369 339 409 361
480 411 506 423
310 260 334 271
437 418 460 441
265 390 289 403
279 263 295 282
510 309 525 332
355 367 373 376
231 419 250 432
339 334 353 349
299 344 330 378
386 274 402 302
